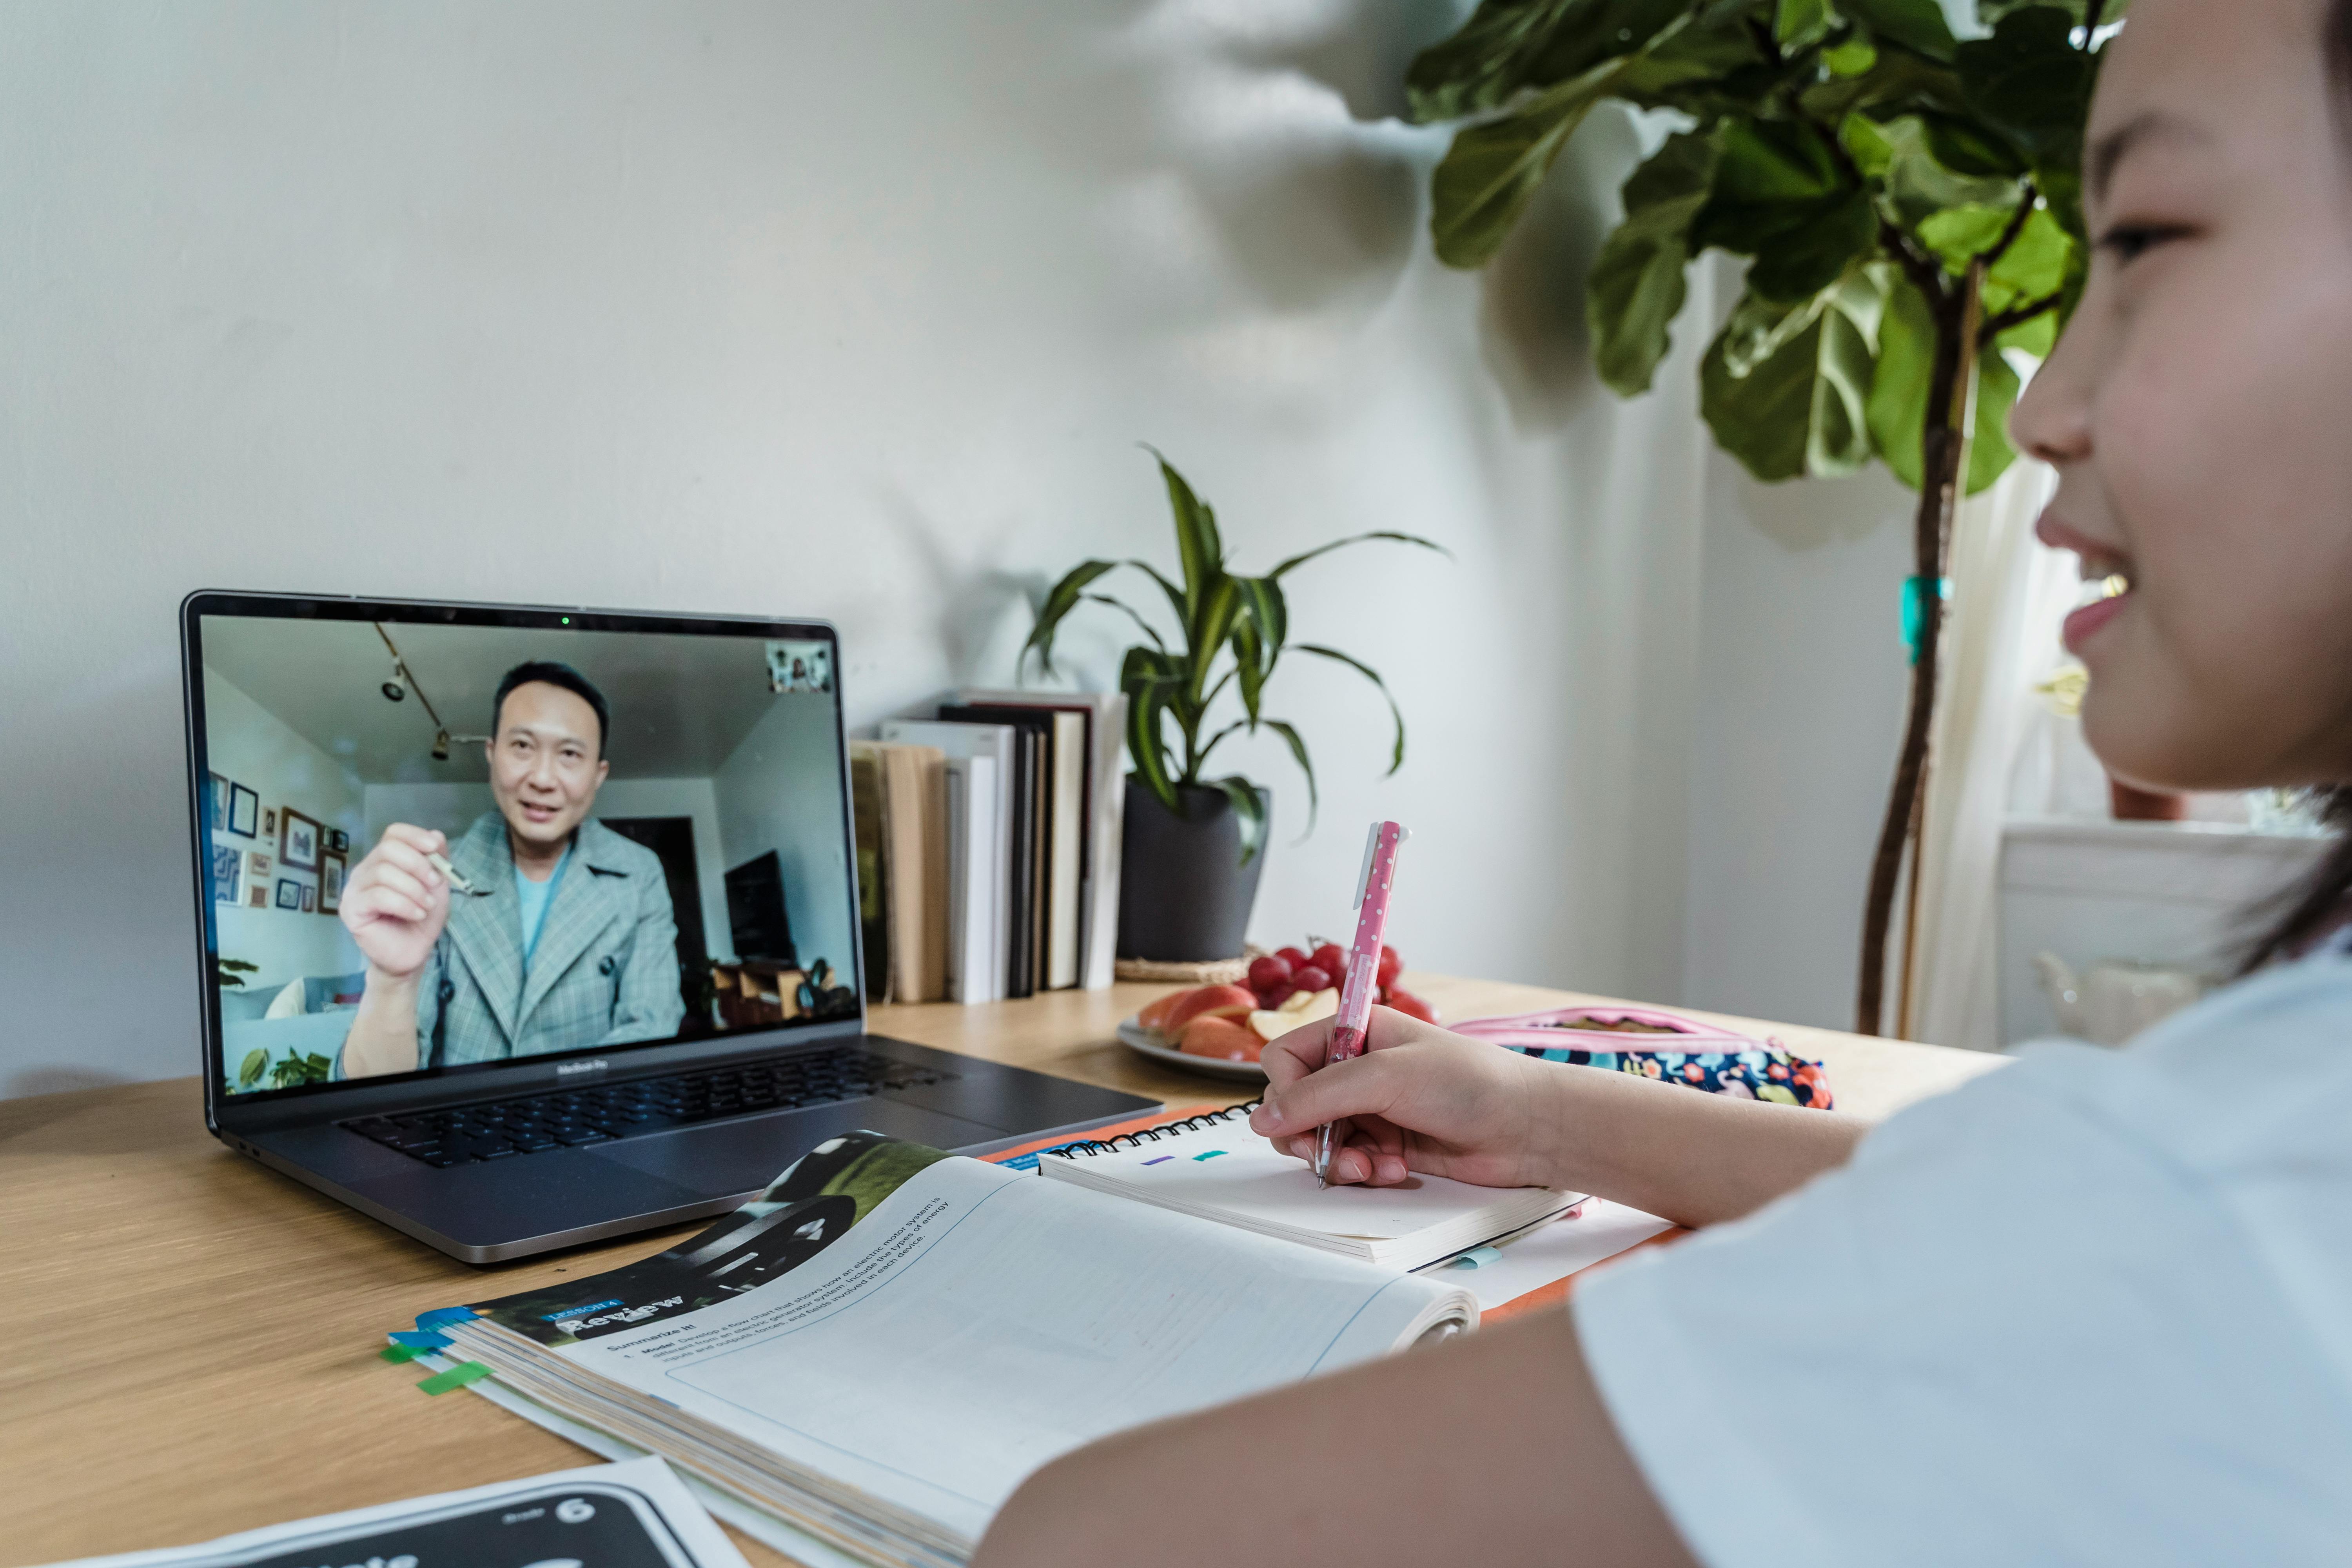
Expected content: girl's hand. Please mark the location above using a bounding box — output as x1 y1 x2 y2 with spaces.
1249 1007 1558 1189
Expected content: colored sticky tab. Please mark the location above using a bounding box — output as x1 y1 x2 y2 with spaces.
1191 1149 1228 1162
390 1330 452 1350
1448 1247 1504 1270
415 1307 475 1330
379 1344 426 1364
1141 1156 1173 1165
416 1360 496 1396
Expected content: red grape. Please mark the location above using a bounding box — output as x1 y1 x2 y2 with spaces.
1385 988 1437 1024
1275 946 1312 970
1256 982 1297 1011
1290 963 1333 993
1310 942 1346 980
1248 955 1294 995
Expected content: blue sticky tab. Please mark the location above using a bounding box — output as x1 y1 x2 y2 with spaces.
415 1307 474 1330
1191 1149 1228 1162
390 1330 452 1350
1448 1246 1504 1270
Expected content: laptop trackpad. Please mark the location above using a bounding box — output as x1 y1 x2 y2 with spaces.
586 1100 1011 1199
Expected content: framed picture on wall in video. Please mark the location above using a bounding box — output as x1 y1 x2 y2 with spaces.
210 844 239 903
227 782 259 839
328 828 349 854
319 851 345 916
280 808 321 872
275 878 302 911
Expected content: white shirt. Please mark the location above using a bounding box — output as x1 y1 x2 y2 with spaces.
1573 952 2352 1566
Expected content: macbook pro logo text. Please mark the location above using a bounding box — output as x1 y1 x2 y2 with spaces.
555 1058 609 1077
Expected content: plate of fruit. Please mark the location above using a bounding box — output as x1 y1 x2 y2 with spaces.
1119 941 1438 1080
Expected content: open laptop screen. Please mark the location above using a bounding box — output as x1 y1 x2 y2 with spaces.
187 598 861 1100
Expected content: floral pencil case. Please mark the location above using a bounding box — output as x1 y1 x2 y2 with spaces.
1450 1005 1834 1109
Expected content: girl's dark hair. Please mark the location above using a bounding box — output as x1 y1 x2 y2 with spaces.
2238 0 2352 971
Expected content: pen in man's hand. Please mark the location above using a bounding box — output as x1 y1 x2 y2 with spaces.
1315 820 1406 1187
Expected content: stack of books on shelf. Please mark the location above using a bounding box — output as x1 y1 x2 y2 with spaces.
859 689 1125 1003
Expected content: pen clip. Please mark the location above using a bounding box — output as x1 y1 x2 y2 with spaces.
1353 822 1379 910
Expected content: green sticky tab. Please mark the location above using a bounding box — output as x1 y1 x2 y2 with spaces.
416 1360 496 1395
379 1343 426 1363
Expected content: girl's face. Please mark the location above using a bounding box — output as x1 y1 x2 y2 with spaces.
2014 0 2352 791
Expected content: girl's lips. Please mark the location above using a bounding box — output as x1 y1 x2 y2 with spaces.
2063 591 2129 652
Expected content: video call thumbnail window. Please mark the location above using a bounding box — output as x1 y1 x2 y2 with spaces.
197 614 859 1097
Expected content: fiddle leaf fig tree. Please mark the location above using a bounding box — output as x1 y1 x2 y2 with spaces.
1025 452 1446 864
1409 0 2118 1033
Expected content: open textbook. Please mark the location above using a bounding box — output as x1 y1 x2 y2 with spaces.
409 1127 1488 1568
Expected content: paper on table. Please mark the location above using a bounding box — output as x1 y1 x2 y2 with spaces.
1433 1200 1679 1314
33 1455 745 1568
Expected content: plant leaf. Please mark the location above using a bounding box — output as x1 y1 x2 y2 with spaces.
1195 719 1246 772
1964 343 2022 496
1213 776 1270 867
1863 270 2023 495
1081 594 1165 652
1691 118 1875 306
1146 449 1223 628
1229 575 1288 728
1865 270 1937 490
237 1049 267 1089
1587 129 1719 396
1267 531 1450 581
1022 559 1122 677
1428 60 1624 269
1405 0 1688 124
1120 645 1186 810
1775 0 1840 53
1700 279 1878 483
1294 643 1409 774
1841 0 1957 60
1262 719 1319 833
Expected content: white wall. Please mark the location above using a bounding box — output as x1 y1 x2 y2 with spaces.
1677 452 1918 1036
713 698 859 978
0 0 1917 1100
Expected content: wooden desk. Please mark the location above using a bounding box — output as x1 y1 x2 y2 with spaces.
0 976 1999 1566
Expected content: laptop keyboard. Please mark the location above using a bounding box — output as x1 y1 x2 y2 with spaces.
341 1047 952 1168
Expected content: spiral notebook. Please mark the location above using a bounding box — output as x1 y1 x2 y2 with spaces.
1036 1103 1579 1271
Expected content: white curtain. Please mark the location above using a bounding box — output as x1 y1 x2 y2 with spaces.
1907 456 2071 1049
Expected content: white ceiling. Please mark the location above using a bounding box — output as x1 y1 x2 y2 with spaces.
201 616 805 782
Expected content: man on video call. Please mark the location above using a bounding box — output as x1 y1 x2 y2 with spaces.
336 661 684 1079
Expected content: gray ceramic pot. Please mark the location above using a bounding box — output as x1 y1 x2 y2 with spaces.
1114 778 1268 962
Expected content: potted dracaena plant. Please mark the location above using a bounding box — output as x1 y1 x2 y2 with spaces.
1024 451 1445 962
1406 0 2112 1033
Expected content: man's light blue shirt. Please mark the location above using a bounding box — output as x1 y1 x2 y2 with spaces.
514 844 570 969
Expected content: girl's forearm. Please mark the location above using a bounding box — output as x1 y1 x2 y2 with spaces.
1530 1061 1871 1228
973 1310 1695 1568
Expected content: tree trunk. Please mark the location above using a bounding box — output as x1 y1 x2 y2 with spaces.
1854 268 1984 1036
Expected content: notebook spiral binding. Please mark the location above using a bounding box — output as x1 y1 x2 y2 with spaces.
1040 1101 1263 1161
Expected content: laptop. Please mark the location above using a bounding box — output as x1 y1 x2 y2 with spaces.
181 590 1158 1263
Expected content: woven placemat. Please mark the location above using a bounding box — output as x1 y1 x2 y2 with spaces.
1113 946 1264 987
